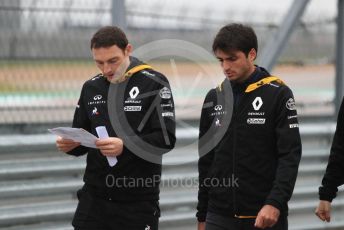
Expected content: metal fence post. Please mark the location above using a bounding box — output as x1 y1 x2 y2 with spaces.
258 0 310 72
112 0 126 29
335 0 344 116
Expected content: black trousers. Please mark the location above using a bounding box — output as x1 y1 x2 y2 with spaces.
205 212 288 230
72 189 160 230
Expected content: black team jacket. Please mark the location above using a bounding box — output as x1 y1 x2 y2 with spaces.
67 57 176 202
319 98 344 201
197 66 302 221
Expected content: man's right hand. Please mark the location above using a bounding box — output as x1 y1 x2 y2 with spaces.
315 200 331 222
56 136 80 153
197 222 206 230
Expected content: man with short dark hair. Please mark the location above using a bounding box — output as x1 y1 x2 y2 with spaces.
196 23 302 230
315 98 344 223
56 26 176 230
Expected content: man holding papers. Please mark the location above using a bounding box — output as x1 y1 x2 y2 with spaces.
56 26 176 230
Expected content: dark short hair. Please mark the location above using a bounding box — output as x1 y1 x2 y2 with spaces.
212 23 258 57
90 26 128 51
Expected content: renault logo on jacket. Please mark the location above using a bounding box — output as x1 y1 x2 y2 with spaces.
129 86 140 99
252 97 263 111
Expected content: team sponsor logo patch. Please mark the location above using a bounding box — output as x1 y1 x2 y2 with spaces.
268 83 280 88
141 70 155 77
248 112 265 116
124 106 142 111
288 115 298 119
210 105 226 116
93 95 102 100
247 118 266 124
289 123 299 128
125 99 142 104
92 107 99 115
161 103 173 108
129 87 140 99
252 97 263 111
88 94 106 105
215 118 221 127
162 112 174 117
286 98 296 110
214 105 222 111
91 76 101 81
159 87 171 99
210 111 227 116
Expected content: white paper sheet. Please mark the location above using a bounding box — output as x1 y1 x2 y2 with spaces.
48 127 98 148
95 126 118 167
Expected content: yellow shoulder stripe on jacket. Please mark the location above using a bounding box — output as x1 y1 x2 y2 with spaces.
124 64 153 79
245 76 285 93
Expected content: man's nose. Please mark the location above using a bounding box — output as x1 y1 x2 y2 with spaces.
222 60 231 71
103 63 111 73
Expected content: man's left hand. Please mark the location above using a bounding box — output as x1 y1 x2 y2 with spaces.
254 205 280 229
96 137 123 157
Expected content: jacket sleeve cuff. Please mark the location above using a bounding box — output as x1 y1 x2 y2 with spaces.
66 145 88 156
264 199 283 212
319 186 337 202
196 211 207 222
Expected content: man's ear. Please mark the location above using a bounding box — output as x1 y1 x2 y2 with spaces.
249 48 257 61
125 44 133 56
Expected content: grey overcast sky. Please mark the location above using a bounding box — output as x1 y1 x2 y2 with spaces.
127 0 337 26
19 0 338 30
